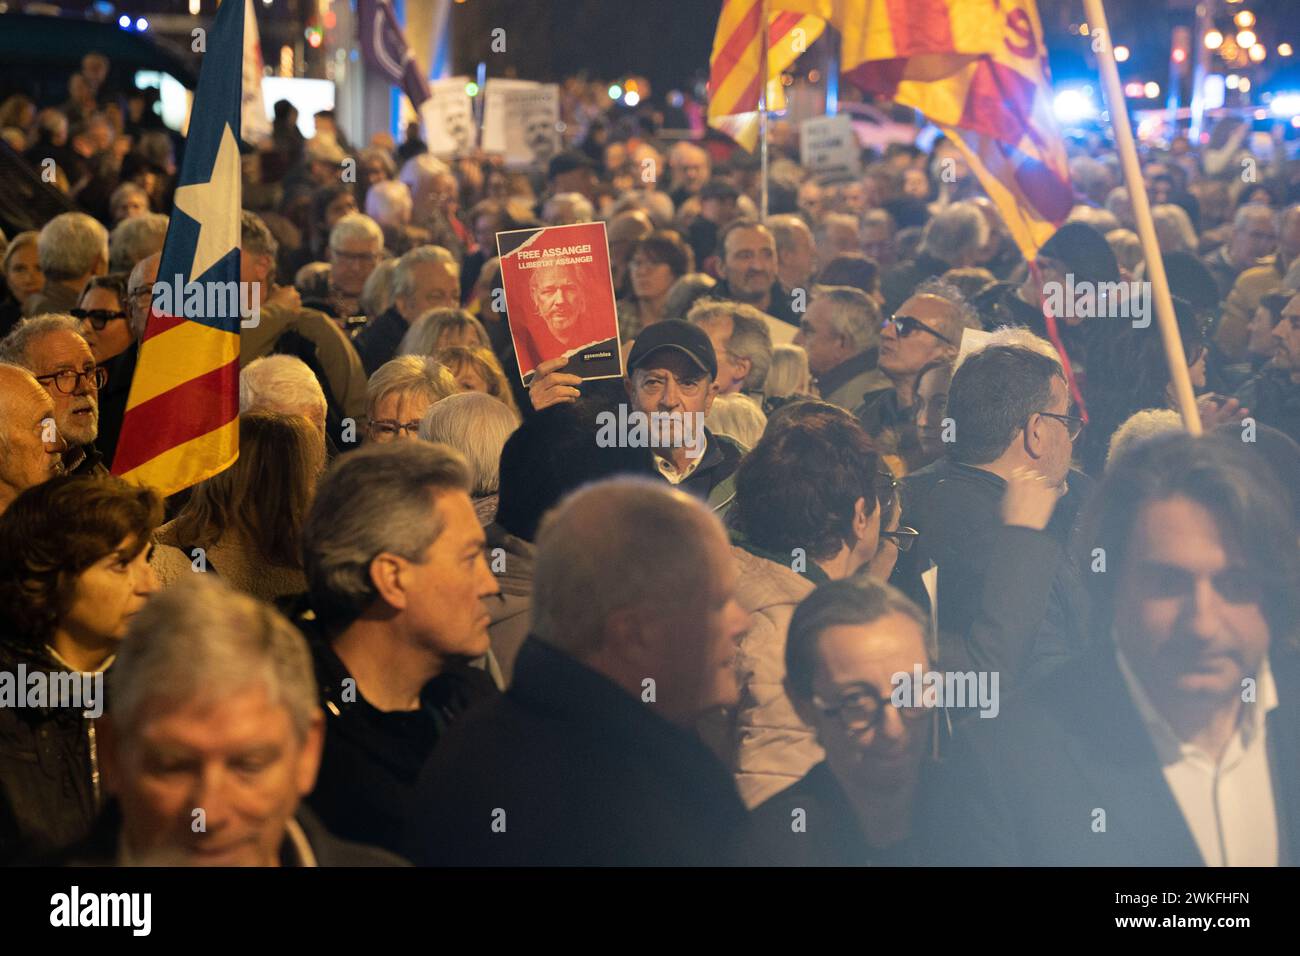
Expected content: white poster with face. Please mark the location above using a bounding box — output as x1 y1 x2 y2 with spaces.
482 79 560 169
419 77 475 157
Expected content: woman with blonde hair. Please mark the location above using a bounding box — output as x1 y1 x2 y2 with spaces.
153 412 326 601
435 344 521 417
365 355 458 442
399 306 491 356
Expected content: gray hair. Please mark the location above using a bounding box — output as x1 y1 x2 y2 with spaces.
365 179 413 227
955 324 1063 372
109 213 168 273
542 192 594 225
920 201 988 264
329 212 384 252
1105 408 1184 469
393 245 457 300
303 441 470 625
359 256 399 318
764 343 811 399
811 284 881 353
419 391 519 496
111 575 319 740
240 210 279 286
109 182 149 218
531 478 723 657
860 208 896 234
1234 203 1277 232
37 212 108 281
399 308 490 356
0 313 84 368
399 152 452 190
688 299 773 391
359 146 397 180
1105 228 1143 275
240 354 327 423
910 276 982 342
127 253 160 340
366 354 457 422
705 393 767 450
1151 203 1197 254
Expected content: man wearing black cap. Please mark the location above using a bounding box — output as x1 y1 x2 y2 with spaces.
547 151 598 202
625 320 745 506
712 219 800 326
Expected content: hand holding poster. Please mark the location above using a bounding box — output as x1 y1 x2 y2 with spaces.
420 77 475 157
497 222 622 385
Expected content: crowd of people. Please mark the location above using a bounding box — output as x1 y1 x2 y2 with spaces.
0 50 1298 867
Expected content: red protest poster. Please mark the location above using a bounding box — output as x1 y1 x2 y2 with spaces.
496 222 623 385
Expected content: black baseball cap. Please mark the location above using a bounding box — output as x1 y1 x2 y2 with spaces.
626 320 718 379
699 178 741 202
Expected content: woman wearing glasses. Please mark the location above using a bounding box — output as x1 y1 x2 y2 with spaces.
0 474 161 863
74 273 133 364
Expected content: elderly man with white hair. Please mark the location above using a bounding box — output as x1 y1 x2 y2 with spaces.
240 354 329 437
399 153 467 261
353 245 460 375
48 575 404 866
24 213 108 317
419 390 518 524
0 314 105 475
541 192 594 227
294 211 385 321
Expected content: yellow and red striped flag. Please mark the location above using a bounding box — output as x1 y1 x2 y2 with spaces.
112 0 243 495
708 0 825 150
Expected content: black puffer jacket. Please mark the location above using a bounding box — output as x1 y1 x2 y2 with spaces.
0 638 104 864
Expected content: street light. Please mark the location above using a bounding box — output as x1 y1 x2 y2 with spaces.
1280 43 1294 57
1144 81 1160 98
1205 30 1223 50
1237 30 1257 48
1115 45 1130 62
1234 11 1255 29
1250 44 1266 62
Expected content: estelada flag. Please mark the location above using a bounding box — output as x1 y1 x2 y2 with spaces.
773 0 1072 259
112 0 242 496
496 222 623 387
708 0 826 150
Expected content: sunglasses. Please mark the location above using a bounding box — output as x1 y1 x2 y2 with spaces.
883 314 954 345
72 307 128 330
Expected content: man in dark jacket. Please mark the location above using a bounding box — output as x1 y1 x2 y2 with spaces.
922 433 1300 866
894 342 1091 689
403 478 752 865
296 441 500 855
1234 289 1300 444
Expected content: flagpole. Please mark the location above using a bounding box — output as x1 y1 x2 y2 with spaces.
1082 0 1202 435
759 0 770 222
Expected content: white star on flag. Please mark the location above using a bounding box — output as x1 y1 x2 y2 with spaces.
170 122 242 282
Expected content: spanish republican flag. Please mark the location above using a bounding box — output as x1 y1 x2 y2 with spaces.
112 0 243 495
708 0 825 150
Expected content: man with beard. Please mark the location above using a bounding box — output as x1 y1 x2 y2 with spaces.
0 315 104 475
712 220 799 326
514 259 618 381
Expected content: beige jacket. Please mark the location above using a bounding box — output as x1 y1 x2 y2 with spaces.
729 545 824 808
1217 256 1288 362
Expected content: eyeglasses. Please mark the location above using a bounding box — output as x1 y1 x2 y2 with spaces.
367 419 421 441
72 307 129 330
881 526 919 553
1037 411 1085 441
883 314 954 345
35 366 107 394
811 688 932 734
333 249 380 265
874 470 898 517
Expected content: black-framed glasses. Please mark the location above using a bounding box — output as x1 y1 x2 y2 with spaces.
367 418 421 441
811 687 932 734
1037 411 1085 441
72 307 128 330
883 313 955 345
881 526 919 553
35 366 107 394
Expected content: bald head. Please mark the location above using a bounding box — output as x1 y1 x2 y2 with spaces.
530 477 747 722
0 363 60 513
